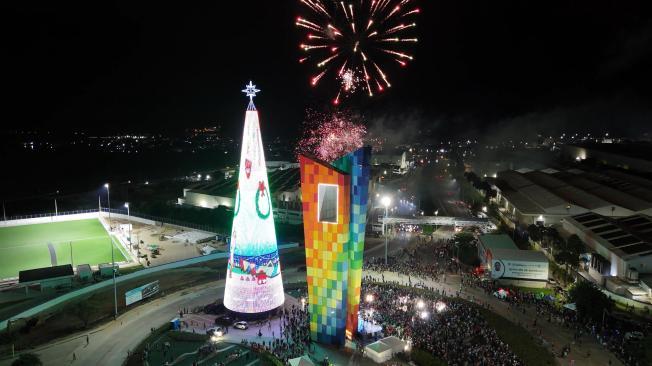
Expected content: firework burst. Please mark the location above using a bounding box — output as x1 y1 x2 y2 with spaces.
297 0 420 104
296 109 367 161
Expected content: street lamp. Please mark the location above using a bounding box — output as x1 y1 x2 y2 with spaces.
104 183 111 231
54 190 59 218
381 196 392 265
124 203 131 250
104 183 117 320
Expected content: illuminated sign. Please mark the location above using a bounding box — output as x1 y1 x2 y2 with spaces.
491 259 548 281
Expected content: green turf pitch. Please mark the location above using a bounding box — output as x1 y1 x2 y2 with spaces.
0 219 127 279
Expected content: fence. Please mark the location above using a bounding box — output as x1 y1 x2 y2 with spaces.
0 207 227 236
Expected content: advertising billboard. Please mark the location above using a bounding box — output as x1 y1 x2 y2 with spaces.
125 280 160 306
491 259 549 281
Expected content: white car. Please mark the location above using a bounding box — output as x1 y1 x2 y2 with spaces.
233 321 248 330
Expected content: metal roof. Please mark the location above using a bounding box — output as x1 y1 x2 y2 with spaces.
567 213 652 258
479 234 518 251
491 248 549 262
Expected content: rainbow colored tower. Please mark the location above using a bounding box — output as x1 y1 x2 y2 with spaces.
299 146 371 345
223 82 284 314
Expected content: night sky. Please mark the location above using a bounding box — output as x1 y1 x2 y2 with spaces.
2 1 651 140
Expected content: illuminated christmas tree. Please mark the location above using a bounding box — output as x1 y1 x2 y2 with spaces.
223 81 284 314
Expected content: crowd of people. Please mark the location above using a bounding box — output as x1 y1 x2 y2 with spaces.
363 237 457 281
360 281 522 365
461 272 646 365
363 232 648 366
241 304 311 364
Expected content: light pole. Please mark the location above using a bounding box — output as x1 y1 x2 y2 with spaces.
124 202 131 251
105 184 117 320
111 237 117 319
381 196 392 265
54 190 59 218
104 183 111 231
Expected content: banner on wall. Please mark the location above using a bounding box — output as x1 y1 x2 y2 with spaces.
125 280 160 306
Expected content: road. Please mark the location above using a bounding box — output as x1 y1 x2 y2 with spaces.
3 263 623 366
0 270 307 366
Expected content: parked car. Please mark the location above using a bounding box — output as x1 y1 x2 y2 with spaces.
215 315 233 327
206 326 224 336
625 331 644 341
233 321 248 330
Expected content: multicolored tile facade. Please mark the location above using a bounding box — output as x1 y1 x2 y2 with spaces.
299 146 371 345
332 147 370 339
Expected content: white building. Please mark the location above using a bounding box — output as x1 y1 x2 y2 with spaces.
563 212 652 284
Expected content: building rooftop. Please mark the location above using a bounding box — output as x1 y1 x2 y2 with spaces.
496 167 652 216
479 234 518 251
187 167 300 197
567 212 652 258
570 142 652 162
491 248 549 263
19 264 74 283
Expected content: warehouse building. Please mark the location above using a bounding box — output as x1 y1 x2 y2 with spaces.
563 212 652 283
563 143 652 173
563 212 652 302
178 167 302 224
493 168 652 226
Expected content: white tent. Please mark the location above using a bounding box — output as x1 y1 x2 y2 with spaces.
563 303 577 311
288 356 315 366
364 336 408 363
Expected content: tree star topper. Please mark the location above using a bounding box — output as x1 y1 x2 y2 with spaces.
242 81 260 102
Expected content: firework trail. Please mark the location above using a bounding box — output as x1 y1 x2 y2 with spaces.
296 0 420 104
296 109 367 161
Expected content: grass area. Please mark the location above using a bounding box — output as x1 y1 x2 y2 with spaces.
0 219 126 279
410 349 446 366
643 336 652 365
145 331 209 366
513 286 554 296
125 326 255 366
0 261 227 355
478 307 556 366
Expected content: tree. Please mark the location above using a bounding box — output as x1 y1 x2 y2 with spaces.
568 281 613 322
12 353 42 366
527 224 542 243
454 232 479 266
553 234 584 270
567 235 585 259
75 301 93 328
454 232 475 246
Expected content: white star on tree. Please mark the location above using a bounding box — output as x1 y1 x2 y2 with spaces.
242 81 260 102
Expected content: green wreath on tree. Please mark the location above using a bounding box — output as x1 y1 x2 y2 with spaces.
255 188 271 219
233 190 241 217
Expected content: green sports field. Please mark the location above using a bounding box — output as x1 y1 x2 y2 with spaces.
0 219 127 279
